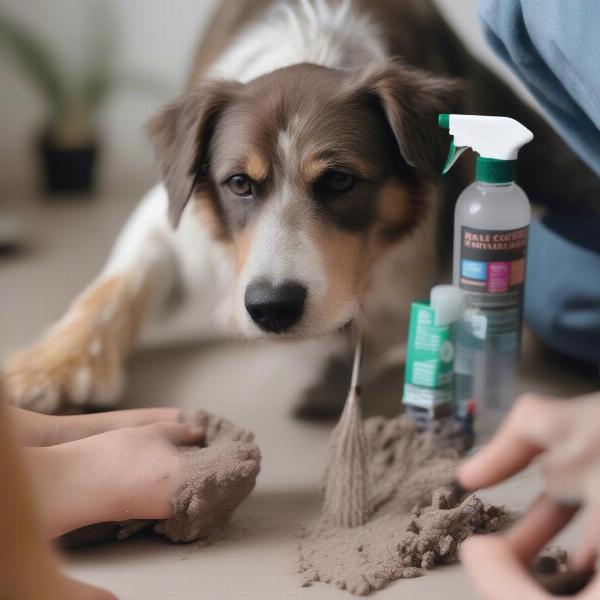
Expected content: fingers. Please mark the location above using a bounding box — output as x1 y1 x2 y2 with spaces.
571 508 600 573
463 534 600 599
461 498 594 600
179 410 254 444
458 393 563 491
162 422 205 446
505 494 578 563
460 535 550 600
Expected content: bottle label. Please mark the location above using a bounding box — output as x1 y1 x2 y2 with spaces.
404 383 454 408
460 225 528 308
404 302 454 390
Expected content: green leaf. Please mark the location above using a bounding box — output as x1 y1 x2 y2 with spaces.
0 14 68 121
77 0 118 117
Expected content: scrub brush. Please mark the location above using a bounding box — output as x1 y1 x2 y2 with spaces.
322 337 373 527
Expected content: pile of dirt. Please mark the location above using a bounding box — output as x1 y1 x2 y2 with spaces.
298 415 507 595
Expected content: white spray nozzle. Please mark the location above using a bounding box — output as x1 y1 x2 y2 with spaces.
439 114 533 176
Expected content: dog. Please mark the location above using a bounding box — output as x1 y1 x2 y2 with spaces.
5 0 600 416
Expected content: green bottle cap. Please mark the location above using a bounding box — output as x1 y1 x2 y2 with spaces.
475 157 517 184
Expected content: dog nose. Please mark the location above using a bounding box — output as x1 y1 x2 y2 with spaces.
244 280 307 333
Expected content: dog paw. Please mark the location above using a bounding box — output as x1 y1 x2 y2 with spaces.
4 336 125 414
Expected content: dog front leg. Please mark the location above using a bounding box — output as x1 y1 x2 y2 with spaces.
4 188 176 413
4 269 161 413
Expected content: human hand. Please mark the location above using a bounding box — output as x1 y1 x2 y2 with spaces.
457 391 600 598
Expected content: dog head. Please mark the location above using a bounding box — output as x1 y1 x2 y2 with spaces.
148 61 461 339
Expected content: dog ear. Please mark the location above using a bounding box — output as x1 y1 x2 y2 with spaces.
354 61 465 178
146 81 242 228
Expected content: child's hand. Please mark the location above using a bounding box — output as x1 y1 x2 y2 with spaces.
457 392 600 598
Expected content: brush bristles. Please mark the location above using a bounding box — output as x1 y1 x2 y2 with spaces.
322 389 372 528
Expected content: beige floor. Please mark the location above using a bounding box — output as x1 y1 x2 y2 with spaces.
1 193 597 599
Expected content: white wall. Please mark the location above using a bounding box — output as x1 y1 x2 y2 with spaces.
0 0 220 195
0 0 532 197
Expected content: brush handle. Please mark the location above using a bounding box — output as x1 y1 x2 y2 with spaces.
350 337 363 392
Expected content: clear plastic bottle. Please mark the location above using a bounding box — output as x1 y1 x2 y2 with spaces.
453 180 530 430
439 114 533 443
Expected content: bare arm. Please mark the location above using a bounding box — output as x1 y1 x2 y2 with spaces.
0 382 116 599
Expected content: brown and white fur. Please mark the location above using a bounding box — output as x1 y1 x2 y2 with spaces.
5 0 599 415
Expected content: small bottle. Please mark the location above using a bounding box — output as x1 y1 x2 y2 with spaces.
403 285 465 430
439 114 533 435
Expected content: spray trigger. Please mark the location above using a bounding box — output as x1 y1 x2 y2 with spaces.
442 142 468 174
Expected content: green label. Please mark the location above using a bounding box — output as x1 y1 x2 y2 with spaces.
404 302 454 391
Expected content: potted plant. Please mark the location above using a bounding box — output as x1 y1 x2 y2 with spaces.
0 7 166 196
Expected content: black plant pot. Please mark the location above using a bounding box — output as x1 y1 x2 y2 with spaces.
39 133 99 196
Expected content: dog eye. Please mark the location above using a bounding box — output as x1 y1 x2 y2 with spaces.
226 174 254 197
323 171 355 192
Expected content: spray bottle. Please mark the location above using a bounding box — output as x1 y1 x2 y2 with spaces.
438 114 533 440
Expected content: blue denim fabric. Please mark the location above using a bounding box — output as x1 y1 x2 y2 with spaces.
526 217 600 364
479 0 600 177
480 0 600 364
